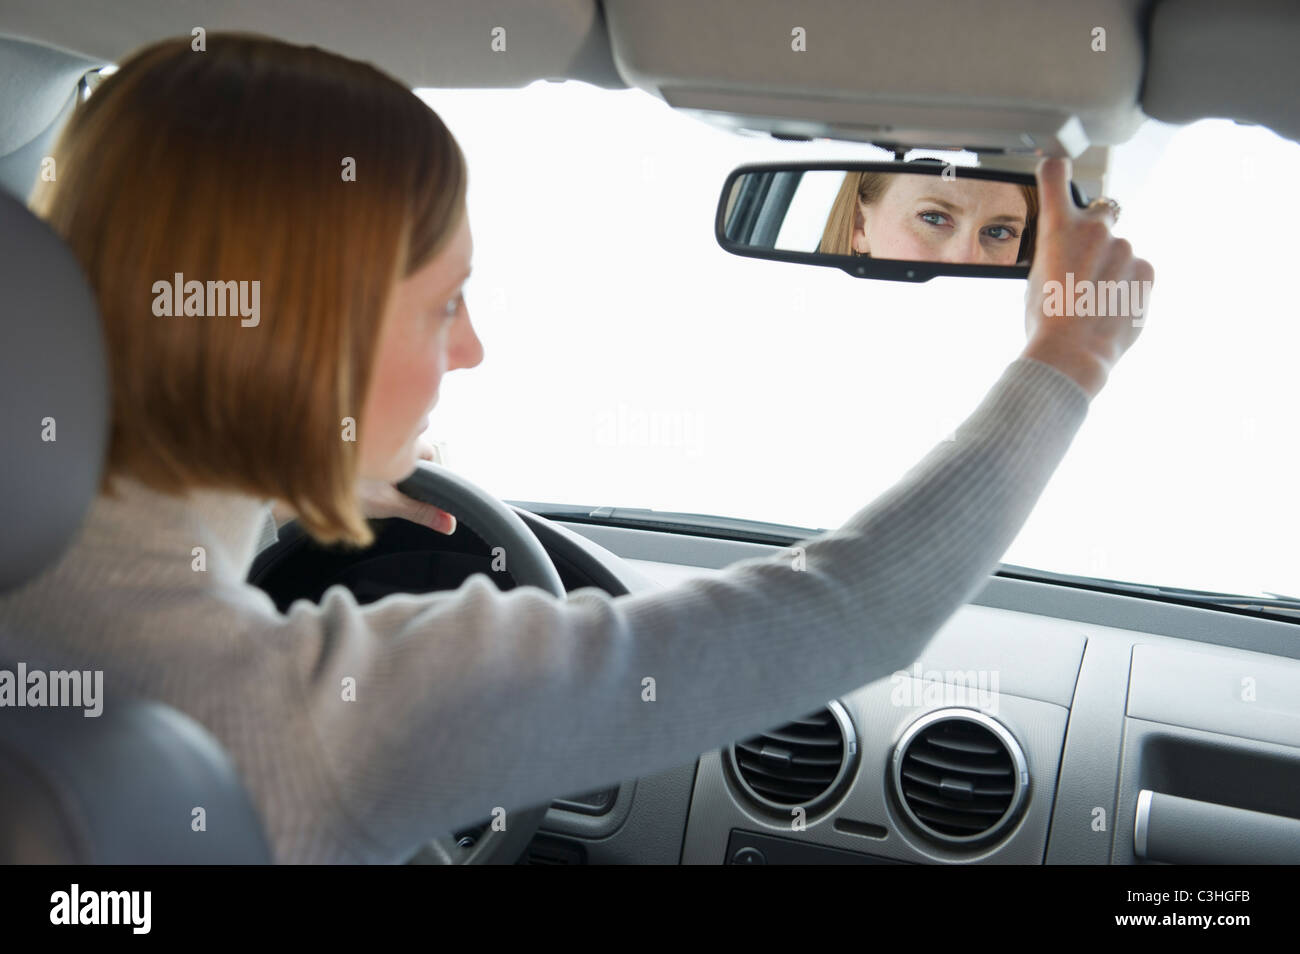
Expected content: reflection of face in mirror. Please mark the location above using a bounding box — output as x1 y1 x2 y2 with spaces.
818 172 1038 266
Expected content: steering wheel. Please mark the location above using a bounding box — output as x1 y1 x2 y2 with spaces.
258 460 567 864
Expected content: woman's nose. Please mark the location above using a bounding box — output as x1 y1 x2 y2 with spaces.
942 228 983 265
449 309 485 371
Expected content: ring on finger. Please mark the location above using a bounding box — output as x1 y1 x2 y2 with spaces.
1086 196 1121 223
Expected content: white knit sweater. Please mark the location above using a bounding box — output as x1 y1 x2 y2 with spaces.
0 357 1089 862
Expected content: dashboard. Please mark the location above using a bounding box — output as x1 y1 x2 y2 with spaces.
248 509 1300 865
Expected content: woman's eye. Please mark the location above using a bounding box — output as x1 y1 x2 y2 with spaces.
983 225 1018 241
439 293 464 319
918 211 950 227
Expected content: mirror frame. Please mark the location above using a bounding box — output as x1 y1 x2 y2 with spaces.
714 161 1083 283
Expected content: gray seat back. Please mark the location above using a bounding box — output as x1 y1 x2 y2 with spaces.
0 188 272 863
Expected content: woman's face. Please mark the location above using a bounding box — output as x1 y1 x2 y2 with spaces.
853 175 1028 266
359 211 483 482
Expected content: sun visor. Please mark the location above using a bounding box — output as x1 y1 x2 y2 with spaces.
603 0 1146 156
1142 0 1300 146
0 0 624 90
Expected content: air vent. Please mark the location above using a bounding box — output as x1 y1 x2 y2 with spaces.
892 708 1029 846
728 701 856 812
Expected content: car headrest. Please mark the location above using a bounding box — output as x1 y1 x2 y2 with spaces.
0 189 108 590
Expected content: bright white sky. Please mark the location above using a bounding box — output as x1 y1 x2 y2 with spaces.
417 80 1300 599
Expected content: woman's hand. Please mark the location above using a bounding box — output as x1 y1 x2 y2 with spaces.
1021 157 1155 399
353 437 457 534
269 437 457 535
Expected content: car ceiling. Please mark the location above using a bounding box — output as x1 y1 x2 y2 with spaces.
0 0 1296 182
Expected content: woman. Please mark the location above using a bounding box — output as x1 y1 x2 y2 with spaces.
1 33 1150 863
819 169 1039 265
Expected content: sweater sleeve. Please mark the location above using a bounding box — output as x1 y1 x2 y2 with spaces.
277 356 1090 859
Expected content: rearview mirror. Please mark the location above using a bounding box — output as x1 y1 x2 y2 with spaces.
715 161 1086 282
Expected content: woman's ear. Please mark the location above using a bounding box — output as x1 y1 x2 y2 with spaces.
851 201 870 255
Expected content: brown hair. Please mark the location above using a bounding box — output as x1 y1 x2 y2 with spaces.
817 169 1039 265
817 171 890 256
1017 184 1038 266
29 32 467 546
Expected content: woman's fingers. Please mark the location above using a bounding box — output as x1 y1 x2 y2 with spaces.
367 436 456 533
1034 157 1073 233
400 498 457 535
1022 156 1154 398
356 478 457 534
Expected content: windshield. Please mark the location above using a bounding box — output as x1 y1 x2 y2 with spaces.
417 81 1299 601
